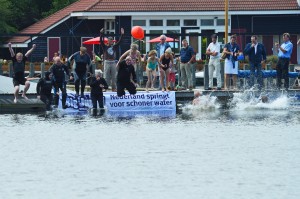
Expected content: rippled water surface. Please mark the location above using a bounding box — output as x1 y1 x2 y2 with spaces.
1 103 300 198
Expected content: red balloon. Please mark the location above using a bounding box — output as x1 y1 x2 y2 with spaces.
131 26 144 40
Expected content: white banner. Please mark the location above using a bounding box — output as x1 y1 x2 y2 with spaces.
62 91 176 112
105 91 176 111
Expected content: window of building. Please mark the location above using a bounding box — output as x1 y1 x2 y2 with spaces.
104 20 115 34
167 20 180 26
150 20 163 26
216 19 230 26
184 20 197 26
201 19 214 26
133 20 146 26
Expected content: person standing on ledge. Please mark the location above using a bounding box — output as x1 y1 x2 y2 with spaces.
67 47 91 97
8 42 36 103
223 34 240 90
275 33 293 90
116 56 137 97
206 34 221 90
244 35 266 90
100 27 124 92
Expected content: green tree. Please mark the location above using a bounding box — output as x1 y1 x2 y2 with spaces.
43 0 77 17
0 0 17 33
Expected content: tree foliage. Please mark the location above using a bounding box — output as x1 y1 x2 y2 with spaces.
0 0 77 33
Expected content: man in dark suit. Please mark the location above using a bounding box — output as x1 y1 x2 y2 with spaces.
244 35 266 90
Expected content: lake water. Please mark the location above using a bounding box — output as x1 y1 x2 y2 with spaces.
1 93 300 199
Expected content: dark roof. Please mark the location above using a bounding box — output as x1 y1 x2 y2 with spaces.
9 0 300 43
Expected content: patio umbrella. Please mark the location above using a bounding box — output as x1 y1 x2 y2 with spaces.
82 37 116 45
147 36 179 43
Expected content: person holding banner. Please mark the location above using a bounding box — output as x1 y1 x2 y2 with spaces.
90 72 108 115
116 56 137 97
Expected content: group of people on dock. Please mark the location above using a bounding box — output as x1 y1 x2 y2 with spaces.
7 28 299 111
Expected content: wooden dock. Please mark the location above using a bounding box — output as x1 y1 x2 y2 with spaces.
0 97 45 114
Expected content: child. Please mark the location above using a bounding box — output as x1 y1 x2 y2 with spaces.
36 71 53 111
146 50 159 92
169 53 178 90
90 72 108 115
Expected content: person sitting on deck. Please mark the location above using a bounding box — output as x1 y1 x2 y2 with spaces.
8 42 36 103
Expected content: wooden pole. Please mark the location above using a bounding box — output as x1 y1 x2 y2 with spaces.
225 0 229 43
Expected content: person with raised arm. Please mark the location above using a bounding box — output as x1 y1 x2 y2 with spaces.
100 27 124 92
8 42 36 103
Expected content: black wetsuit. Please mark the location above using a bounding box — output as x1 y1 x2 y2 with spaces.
36 72 53 110
117 60 137 97
12 56 27 86
161 55 171 71
90 76 108 109
50 64 70 108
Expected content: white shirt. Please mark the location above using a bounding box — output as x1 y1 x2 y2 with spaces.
254 43 258 54
207 42 220 59
159 44 165 58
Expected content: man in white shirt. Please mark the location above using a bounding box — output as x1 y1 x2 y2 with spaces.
206 34 221 90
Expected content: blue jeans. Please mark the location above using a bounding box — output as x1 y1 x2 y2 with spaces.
249 62 262 89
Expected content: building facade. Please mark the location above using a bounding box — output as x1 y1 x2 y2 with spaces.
1 0 300 64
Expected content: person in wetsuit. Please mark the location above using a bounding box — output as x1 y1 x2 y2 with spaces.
8 42 36 103
36 71 53 110
67 47 91 96
50 57 71 109
116 56 137 97
90 72 108 115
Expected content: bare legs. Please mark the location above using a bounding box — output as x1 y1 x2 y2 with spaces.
160 69 170 91
14 81 30 103
225 74 237 90
146 69 156 92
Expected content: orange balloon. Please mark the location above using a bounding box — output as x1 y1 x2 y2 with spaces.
131 26 144 40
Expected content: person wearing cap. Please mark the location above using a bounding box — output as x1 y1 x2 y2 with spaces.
100 27 124 92
244 35 266 90
67 46 92 97
50 57 72 109
90 71 108 115
275 33 293 90
118 43 142 86
159 47 174 91
36 71 53 111
206 34 221 90
116 56 137 97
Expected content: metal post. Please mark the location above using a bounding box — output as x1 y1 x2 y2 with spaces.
220 61 225 88
289 64 295 89
0 63 3 76
225 0 229 44
204 64 209 89
29 63 35 78
191 63 196 88
9 62 13 77
40 62 45 78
